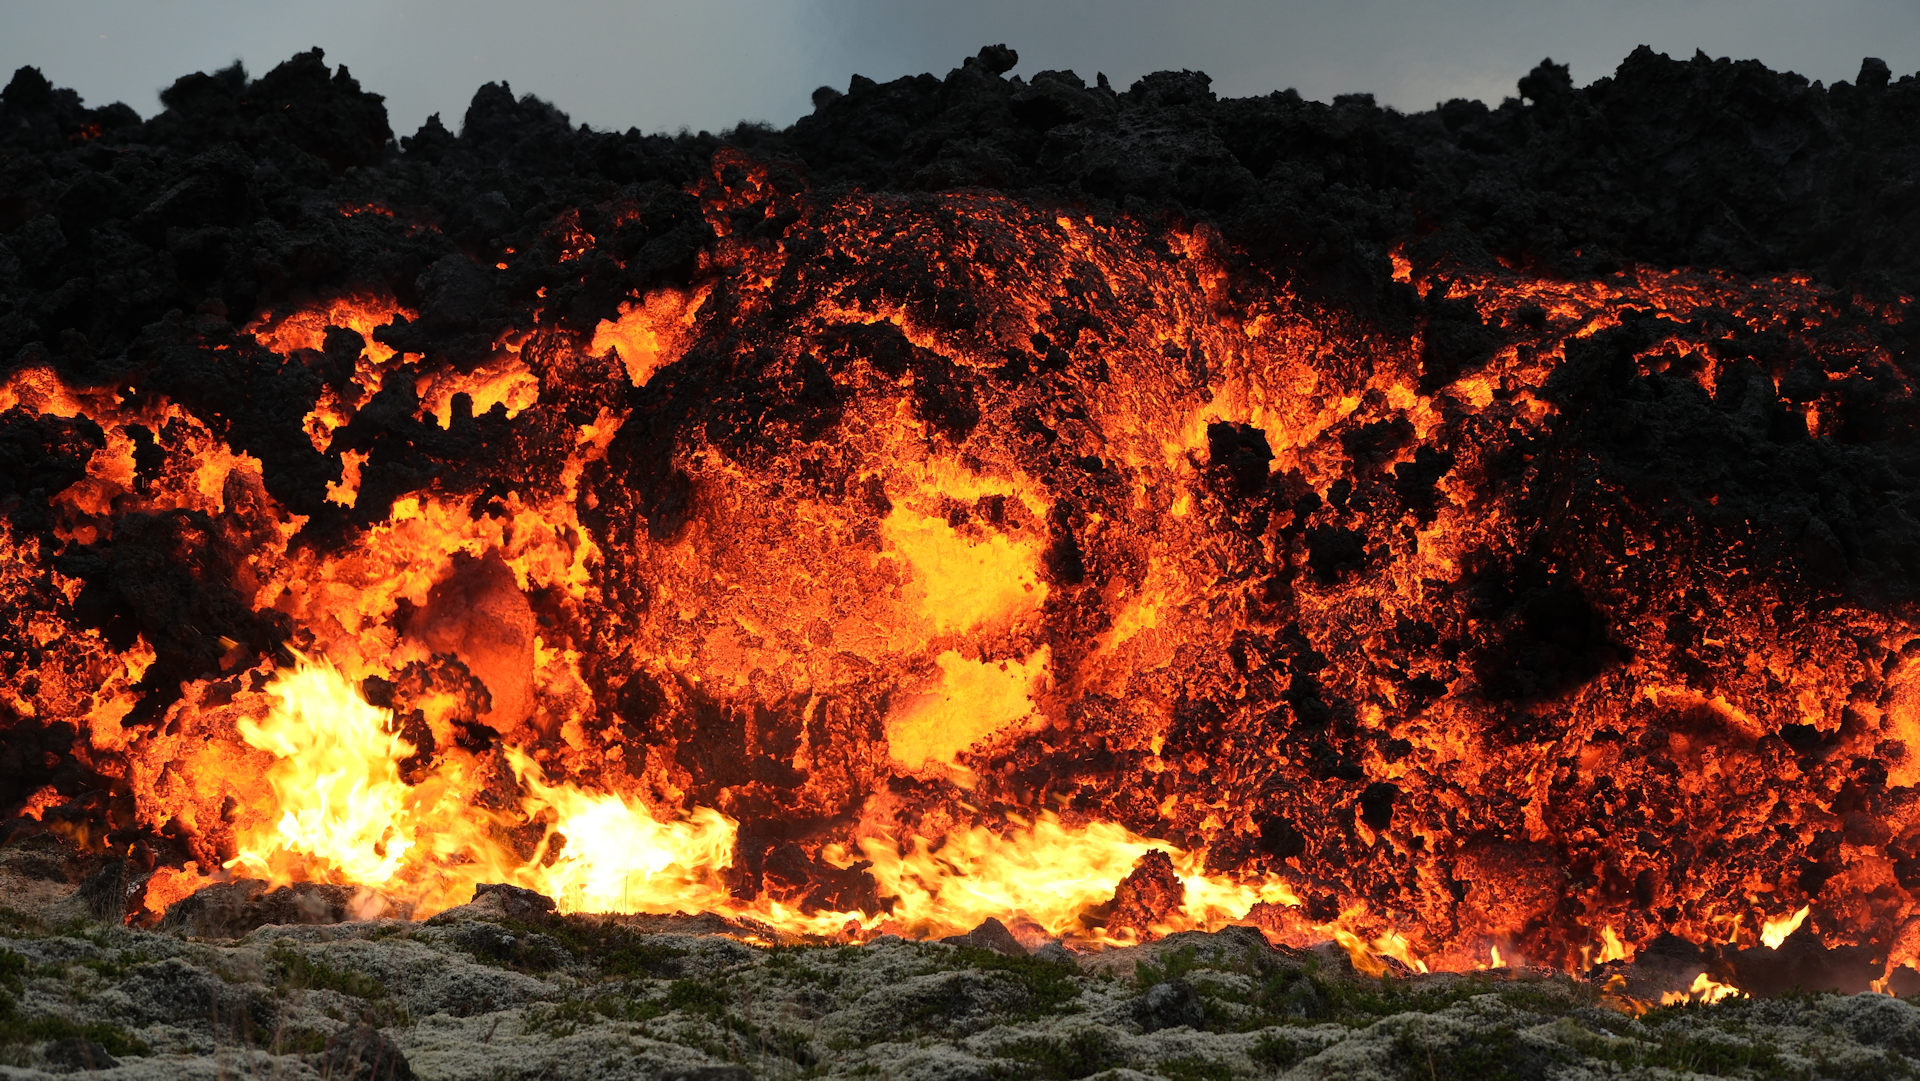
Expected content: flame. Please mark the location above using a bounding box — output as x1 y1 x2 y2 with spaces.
1598 925 1630 963
246 295 413 451
228 659 430 887
884 649 1050 771
142 862 216 916
195 659 1311 941
216 659 735 918
590 286 707 386
1660 972 1744 1006
510 748 737 916
17 786 61 821
416 339 541 427
1761 905 1811 949
247 294 405 364
834 812 1301 944
1331 928 1430 978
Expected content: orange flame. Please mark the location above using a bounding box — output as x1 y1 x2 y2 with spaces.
1660 971 1744 1006
9 175 1911 977
1761 905 1811 950
204 659 1314 941
228 659 432 887
1598 925 1631 963
509 748 737 916
832 812 1301 944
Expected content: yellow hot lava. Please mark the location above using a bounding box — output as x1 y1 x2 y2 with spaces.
510 748 737 916
230 659 422 887
834 811 1301 944
222 658 733 917
209 658 1313 946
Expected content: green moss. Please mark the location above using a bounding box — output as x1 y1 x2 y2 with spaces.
1243 967 1588 1030
524 995 646 1037
0 909 45 937
1390 1021 1544 1081
1546 1014 1806 1079
760 945 859 990
991 1027 1124 1079
664 978 731 1017
271 1025 329 1055
1249 1029 1306 1070
760 1024 818 1067
454 924 568 973
1154 1054 1233 1081
949 946 1081 1015
1539 1017 1634 1061
75 950 158 980
1329 979 1496 1020
0 1015 150 1058
269 945 386 1000
504 917 684 979
1136 945 1202 989
522 1000 577 1038
1640 1030 1783 1077
1491 983 1584 1015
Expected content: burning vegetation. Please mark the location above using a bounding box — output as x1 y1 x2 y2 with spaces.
3 44 1919 1011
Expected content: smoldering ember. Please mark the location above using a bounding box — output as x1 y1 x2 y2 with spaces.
1 39 1919 1079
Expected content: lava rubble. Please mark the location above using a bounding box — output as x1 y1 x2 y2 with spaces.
1 40 1919 1078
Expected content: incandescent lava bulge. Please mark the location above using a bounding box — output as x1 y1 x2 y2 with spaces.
4 49 1920 990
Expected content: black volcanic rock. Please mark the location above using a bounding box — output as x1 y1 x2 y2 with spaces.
7 44 1920 362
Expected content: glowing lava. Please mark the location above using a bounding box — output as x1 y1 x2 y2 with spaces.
2 163 1916 989
210 659 1312 949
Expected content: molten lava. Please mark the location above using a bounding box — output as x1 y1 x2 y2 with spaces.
197 656 1310 946
3 145 1918 990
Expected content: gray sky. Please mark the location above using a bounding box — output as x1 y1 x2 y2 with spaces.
4 1 1917 138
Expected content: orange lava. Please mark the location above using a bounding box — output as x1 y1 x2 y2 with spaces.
2 167 1916 986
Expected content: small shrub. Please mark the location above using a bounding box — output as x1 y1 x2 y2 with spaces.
760 1024 818 1067
1388 1020 1570 1081
664 979 731 1017
524 996 640 1037
271 1025 328 1054
507 918 684 979
1642 1031 1782 1077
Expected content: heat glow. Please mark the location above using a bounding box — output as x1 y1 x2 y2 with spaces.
213 659 1313 947
3 164 1916 993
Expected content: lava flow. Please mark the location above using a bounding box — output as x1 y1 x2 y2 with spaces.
4 49 1920 992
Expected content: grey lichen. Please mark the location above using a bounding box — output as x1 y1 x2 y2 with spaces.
0 910 1914 1079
